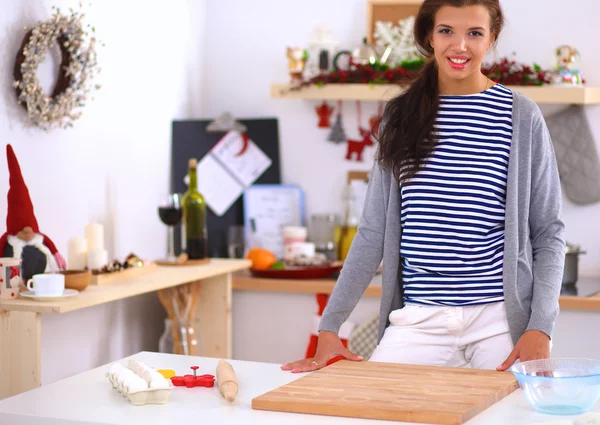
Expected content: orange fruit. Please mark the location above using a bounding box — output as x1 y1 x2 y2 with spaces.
246 248 277 270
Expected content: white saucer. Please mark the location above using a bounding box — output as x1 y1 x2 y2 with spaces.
20 289 79 301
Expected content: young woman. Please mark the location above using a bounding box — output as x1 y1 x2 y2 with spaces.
282 0 565 372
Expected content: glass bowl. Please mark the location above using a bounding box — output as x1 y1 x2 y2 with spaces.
510 358 600 415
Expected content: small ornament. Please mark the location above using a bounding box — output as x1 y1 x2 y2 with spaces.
352 37 378 67
346 128 374 162
305 23 339 78
346 102 374 162
553 45 584 86
327 100 347 144
315 101 334 128
287 46 307 83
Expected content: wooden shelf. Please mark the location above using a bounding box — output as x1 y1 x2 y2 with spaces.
232 272 600 311
271 83 600 104
0 259 251 314
232 270 382 298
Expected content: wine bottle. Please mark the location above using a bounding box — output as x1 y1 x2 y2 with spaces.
182 158 208 259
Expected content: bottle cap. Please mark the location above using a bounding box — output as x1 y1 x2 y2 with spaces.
189 158 198 168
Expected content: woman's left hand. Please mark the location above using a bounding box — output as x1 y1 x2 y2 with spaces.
496 330 550 371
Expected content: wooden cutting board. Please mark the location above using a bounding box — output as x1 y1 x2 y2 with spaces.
252 360 519 425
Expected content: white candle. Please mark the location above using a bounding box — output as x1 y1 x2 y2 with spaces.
67 237 87 270
85 222 104 251
87 249 108 270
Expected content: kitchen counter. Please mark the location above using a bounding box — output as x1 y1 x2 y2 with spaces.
233 272 600 311
0 350 597 425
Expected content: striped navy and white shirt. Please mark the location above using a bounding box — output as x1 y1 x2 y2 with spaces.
400 83 513 306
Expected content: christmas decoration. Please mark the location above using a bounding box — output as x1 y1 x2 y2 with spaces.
306 60 422 87
0 145 66 282
346 128 374 162
305 23 339 77
305 293 354 366
13 5 101 131
279 54 554 95
0 258 23 300
286 46 308 83
327 101 347 144
374 16 424 67
345 102 375 162
552 45 584 86
481 55 554 86
315 101 334 128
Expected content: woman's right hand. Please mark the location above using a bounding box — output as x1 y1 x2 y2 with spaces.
280 330 363 373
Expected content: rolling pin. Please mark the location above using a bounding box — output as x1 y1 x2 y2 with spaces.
216 359 238 402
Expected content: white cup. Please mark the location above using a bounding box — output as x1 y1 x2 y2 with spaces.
27 274 65 296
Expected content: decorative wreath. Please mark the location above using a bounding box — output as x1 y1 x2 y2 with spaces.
13 7 101 131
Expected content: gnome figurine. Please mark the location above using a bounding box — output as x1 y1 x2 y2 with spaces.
0 145 66 282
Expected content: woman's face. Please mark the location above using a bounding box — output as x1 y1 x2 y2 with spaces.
430 5 494 82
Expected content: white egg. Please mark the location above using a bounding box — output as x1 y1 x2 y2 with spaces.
149 374 170 389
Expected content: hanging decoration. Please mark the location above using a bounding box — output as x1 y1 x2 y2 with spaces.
345 101 374 162
327 100 347 144
13 5 102 131
315 101 334 128
369 102 384 138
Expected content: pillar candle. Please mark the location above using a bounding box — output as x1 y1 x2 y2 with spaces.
67 237 87 270
87 249 108 270
85 222 104 251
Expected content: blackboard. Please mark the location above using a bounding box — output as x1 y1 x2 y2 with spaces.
171 118 281 258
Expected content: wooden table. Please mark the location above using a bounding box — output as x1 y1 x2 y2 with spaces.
0 350 598 425
0 258 251 400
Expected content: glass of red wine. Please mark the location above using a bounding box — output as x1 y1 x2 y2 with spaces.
158 193 182 263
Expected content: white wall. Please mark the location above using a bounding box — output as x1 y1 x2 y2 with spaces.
0 0 206 383
200 0 600 364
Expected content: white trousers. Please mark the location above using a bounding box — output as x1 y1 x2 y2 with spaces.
369 301 514 370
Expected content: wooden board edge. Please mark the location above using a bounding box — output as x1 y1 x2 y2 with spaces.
89 263 158 285
252 396 462 424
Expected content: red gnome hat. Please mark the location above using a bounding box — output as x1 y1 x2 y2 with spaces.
6 144 39 235
0 145 58 256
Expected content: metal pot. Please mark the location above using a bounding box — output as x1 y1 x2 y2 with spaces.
563 244 586 286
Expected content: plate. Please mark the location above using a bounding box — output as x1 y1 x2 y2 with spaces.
20 289 79 301
249 263 343 280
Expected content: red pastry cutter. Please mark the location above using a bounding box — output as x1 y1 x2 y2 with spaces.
171 366 215 388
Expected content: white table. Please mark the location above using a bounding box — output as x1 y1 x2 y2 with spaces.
0 351 598 425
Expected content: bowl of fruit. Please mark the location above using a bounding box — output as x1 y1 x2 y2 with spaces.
246 248 342 279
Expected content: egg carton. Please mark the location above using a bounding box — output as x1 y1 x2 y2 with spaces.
105 360 173 406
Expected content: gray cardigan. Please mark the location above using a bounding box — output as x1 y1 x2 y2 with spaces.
319 90 566 346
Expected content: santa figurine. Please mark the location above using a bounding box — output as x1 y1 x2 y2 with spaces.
0 145 66 282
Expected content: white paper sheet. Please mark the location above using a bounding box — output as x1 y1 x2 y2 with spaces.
211 131 272 187
195 154 245 217
193 131 272 217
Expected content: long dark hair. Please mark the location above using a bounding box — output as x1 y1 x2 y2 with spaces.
376 0 505 184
